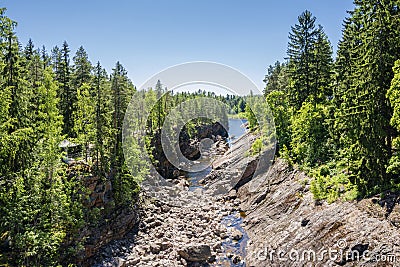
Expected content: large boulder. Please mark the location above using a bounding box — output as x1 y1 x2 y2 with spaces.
178 244 212 262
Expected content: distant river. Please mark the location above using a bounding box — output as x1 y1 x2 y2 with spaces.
227 118 248 145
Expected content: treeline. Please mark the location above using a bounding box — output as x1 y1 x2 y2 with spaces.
264 2 400 202
145 84 246 135
0 7 145 266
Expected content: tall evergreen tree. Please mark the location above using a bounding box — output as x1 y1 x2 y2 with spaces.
110 62 134 173
23 38 34 60
263 61 289 95
93 61 112 174
387 60 400 175
53 41 75 137
287 10 333 109
110 61 140 205
73 83 95 162
72 46 92 93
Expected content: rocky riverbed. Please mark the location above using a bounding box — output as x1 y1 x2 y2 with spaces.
90 190 247 266
89 124 400 267
90 130 252 267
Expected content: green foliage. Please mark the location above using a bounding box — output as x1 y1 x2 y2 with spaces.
287 10 333 110
73 83 95 161
280 144 294 167
309 163 358 203
0 9 143 266
269 4 400 201
251 138 263 155
387 60 400 175
266 90 291 152
333 0 400 191
93 61 113 175
52 41 76 138
244 102 258 131
263 61 289 95
290 101 330 166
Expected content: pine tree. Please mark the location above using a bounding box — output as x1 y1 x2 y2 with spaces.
73 83 95 162
287 10 319 109
263 61 289 95
23 38 34 60
110 61 140 205
41 45 50 69
53 41 75 137
312 27 333 100
93 61 112 174
155 79 165 131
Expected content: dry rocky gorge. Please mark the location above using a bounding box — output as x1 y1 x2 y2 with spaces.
88 131 400 267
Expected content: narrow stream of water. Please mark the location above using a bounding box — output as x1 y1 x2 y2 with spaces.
186 118 249 267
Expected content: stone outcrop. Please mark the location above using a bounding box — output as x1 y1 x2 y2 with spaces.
64 163 140 266
178 244 212 262
237 159 400 267
200 131 268 195
200 131 400 267
150 122 228 179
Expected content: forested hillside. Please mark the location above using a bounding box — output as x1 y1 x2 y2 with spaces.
0 7 249 265
0 6 148 265
264 1 400 202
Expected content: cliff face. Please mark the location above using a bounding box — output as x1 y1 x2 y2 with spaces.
150 122 228 179
237 157 400 266
64 163 140 266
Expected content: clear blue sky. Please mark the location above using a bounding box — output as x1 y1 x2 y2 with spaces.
3 0 354 90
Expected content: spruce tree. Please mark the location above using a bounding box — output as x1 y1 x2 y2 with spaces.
72 46 92 93
93 61 112 174
287 10 333 109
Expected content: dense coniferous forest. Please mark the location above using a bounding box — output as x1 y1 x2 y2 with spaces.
264 2 400 202
0 8 247 265
0 0 400 266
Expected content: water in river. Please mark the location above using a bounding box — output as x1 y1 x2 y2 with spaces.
187 118 249 266
227 118 248 145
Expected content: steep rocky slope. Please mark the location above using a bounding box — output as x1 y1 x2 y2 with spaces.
201 130 400 266
238 159 400 266
209 135 400 266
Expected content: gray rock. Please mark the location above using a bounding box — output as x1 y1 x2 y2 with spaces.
231 229 243 241
178 244 212 262
150 243 161 254
232 255 241 264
